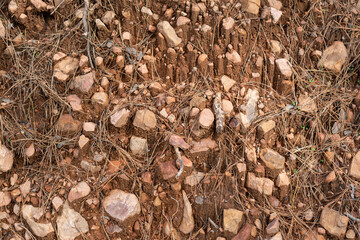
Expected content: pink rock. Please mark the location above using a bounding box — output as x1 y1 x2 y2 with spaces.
52 196 63 211
158 161 178 180
169 135 190 149
110 108 130 128
74 72 95 93
198 108 214 128
0 191 11 207
190 138 217 153
20 180 31 197
68 181 91 202
66 95 82 111
56 114 81 134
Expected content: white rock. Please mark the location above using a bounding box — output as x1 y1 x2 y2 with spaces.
22 205 54 237
221 75 236 92
319 41 347 72
349 151 360 179
103 189 141 222
68 181 91 202
0 192 11 207
298 94 317 113
157 21 182 47
141 7 153 16
129 136 148 156
179 191 194 234
57 202 89 240
102 11 115 25
270 7 282 23
0 143 14 172
275 58 292 78
111 108 130 128
8 1 18 14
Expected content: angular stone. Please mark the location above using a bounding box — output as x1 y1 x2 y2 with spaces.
129 136 148 156
221 75 236 92
319 41 347 72
54 56 79 81
320 208 348 238
258 120 275 136
68 181 91 202
275 58 292 78
102 11 115 25
232 223 252 240
0 143 14 172
30 0 47 10
157 21 182 47
270 232 283 240
271 40 282 54
349 151 360 179
66 95 82 111
177 16 190 26
52 196 63 211
57 202 89 240
179 191 194 234
103 189 141 222
223 208 244 234
83 122 96 134
222 17 235 30
260 148 285 171
184 171 205 186
111 108 131 128
266 218 280 236
8 1 18 14
245 0 261 15
20 180 31 197
74 72 95 93
298 94 317 113
169 135 190 149
149 82 163 96
246 172 274 196
91 92 109 107
158 161 178 180
190 138 217 154
226 50 241 65
56 114 81 134
268 0 282 10
222 99 234 115
22 205 54 237
270 7 282 23
133 109 157 131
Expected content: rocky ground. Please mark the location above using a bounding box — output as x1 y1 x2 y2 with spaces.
0 0 360 239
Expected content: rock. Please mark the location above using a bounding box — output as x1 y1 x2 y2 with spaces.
149 82 163 96
133 109 157 131
222 17 235 30
346 229 355 239
226 50 241 64
223 208 244 234
83 122 96 134
30 0 47 11
56 114 81 134
52 196 63 211
266 218 280 235
244 88 259 123
270 232 283 240
158 161 178 180
53 52 66 62
179 191 194 234
268 0 282 10
91 92 109 107
53 56 79 81
276 172 290 199
169 135 190 149
257 120 275 136
0 20 5 38
80 160 101 173
275 58 292 78
57 202 89 240
66 95 82 111
245 0 261 15
95 19 108 31
221 75 236 92
157 21 181 47
190 94 207 110
246 172 274 196
103 189 141 222
177 16 190 26
184 171 205 186
190 138 217 154
271 40 282 54
298 94 317 113
20 180 31 197
259 148 285 171
129 136 148 156
22 205 54 237
8 1 18 14
141 6 153 16
0 143 14 172
319 41 347 72
304 209 314 221
232 223 252 240
349 151 360 179
320 208 348 238
222 99 234 115
102 11 115 25
270 7 282 23
325 171 336 183
74 72 95 93
111 108 131 128
0 192 11 207
198 108 214 129
68 181 90 202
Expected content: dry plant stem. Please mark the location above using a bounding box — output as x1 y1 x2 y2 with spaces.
213 92 224 134
174 146 183 179
83 0 94 68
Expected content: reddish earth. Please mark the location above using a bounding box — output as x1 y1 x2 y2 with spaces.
0 0 360 239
